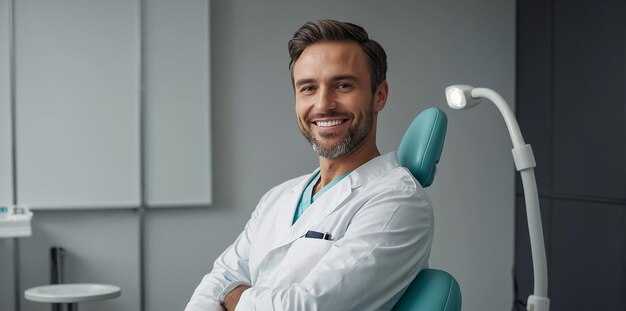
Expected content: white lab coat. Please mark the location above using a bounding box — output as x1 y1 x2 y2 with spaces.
185 152 433 311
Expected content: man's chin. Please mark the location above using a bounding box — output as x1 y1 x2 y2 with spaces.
312 142 351 159
314 140 343 152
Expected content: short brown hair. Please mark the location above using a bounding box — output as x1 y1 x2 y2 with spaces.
288 19 387 93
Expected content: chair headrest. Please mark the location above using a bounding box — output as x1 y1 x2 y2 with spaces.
397 107 448 188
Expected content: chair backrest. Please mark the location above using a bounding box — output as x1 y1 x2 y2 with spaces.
394 107 461 311
397 107 447 188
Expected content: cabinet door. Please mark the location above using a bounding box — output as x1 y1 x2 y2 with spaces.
552 0 626 200
15 0 141 209
144 0 212 207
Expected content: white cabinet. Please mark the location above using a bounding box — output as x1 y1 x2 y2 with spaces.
8 0 211 209
144 0 212 207
14 0 141 209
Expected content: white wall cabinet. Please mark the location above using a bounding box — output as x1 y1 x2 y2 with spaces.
9 0 211 210
144 0 212 207
15 0 141 209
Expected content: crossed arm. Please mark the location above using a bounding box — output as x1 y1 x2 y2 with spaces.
222 285 251 311
186 187 433 311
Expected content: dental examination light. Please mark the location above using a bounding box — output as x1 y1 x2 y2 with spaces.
445 85 550 311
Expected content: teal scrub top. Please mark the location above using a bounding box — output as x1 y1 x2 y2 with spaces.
292 171 351 224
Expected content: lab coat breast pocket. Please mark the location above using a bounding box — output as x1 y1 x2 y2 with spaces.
273 237 334 285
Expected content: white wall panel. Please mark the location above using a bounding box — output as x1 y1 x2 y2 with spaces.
144 0 211 207
14 0 140 209
0 0 13 207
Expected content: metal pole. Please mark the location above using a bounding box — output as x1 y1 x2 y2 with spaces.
50 247 65 311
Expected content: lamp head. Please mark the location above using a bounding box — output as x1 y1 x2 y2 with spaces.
445 85 480 109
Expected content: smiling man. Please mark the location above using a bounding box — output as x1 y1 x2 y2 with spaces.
185 20 433 311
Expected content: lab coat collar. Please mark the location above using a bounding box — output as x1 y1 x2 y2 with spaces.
269 170 320 244
347 151 400 188
275 152 400 246
284 151 400 195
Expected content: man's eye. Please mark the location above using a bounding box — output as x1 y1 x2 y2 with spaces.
300 86 316 93
337 83 353 90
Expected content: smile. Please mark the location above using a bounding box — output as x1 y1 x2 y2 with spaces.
316 120 345 127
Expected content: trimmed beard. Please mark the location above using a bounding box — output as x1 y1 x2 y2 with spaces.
301 109 374 159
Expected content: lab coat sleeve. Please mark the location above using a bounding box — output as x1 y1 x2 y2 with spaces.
235 185 434 311
184 193 268 311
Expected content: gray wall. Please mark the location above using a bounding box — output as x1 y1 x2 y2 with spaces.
1 0 516 310
515 0 626 310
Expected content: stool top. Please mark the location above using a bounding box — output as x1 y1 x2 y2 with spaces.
25 283 121 303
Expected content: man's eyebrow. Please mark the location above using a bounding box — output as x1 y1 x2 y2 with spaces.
294 79 316 88
294 75 359 88
331 75 358 82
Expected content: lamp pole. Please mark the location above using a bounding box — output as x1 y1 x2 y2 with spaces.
447 86 550 311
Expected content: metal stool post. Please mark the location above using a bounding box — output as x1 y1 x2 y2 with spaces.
50 247 65 311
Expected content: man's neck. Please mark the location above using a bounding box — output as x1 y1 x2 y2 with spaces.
315 138 380 194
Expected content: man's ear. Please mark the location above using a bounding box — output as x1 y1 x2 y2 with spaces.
374 81 388 112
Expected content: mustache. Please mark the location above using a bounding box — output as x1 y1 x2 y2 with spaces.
305 112 353 123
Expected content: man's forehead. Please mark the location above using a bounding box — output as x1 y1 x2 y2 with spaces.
298 41 364 61
292 41 369 79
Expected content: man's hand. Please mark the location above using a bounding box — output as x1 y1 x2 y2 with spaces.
222 285 251 311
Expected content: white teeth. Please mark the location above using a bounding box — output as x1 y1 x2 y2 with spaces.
317 120 343 127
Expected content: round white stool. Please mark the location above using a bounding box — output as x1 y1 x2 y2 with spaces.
25 283 121 311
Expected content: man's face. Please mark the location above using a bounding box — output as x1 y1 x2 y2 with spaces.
292 41 386 159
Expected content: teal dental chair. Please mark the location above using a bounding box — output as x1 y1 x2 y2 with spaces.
394 107 462 311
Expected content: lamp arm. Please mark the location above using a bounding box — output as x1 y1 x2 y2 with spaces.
470 87 550 311
471 88 525 147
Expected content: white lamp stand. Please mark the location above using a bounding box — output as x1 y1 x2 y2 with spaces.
446 85 550 311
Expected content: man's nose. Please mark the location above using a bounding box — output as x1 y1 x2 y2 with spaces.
315 87 337 111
